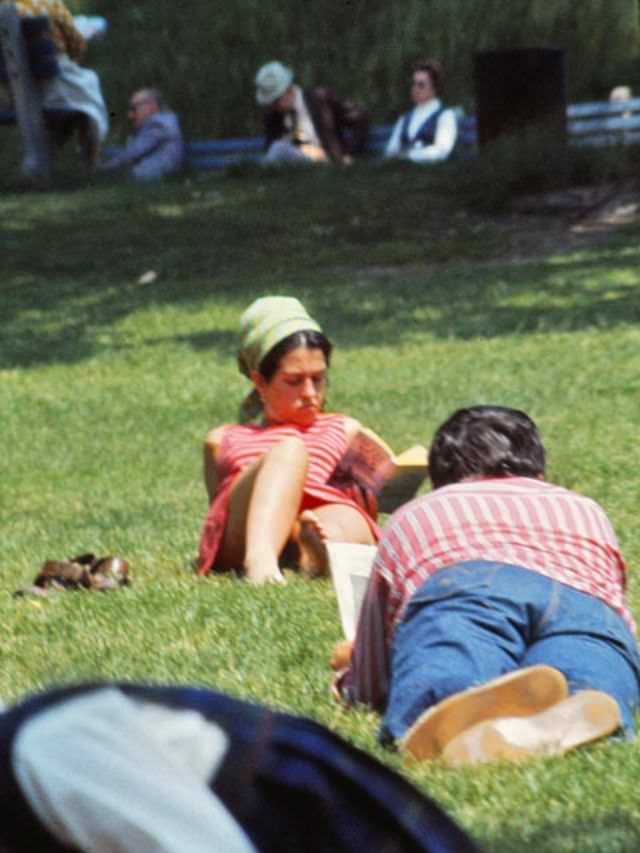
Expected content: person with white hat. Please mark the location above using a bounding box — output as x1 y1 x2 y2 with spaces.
254 61 368 166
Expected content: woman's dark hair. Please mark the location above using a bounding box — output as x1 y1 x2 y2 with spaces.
428 405 546 489
258 330 333 381
413 58 444 95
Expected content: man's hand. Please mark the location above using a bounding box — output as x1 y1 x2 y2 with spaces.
330 640 353 671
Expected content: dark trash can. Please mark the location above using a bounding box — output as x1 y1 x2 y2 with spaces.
474 48 567 146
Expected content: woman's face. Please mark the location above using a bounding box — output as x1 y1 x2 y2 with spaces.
411 70 436 105
253 346 328 427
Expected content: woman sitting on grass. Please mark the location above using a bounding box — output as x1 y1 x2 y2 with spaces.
197 296 380 584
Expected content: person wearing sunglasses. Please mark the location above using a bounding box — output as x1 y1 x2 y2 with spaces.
384 59 457 164
101 88 183 180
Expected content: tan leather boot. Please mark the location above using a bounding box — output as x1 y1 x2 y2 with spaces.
442 689 621 767
400 665 569 762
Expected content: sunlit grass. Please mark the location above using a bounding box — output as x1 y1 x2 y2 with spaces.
1 164 640 851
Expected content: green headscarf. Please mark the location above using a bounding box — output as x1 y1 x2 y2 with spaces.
236 296 323 421
237 296 322 377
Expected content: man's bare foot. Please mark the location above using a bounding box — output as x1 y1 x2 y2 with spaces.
294 510 330 578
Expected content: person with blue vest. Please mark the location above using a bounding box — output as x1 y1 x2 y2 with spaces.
0 681 482 852
385 59 457 164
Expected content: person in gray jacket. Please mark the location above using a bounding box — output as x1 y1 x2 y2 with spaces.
101 88 183 180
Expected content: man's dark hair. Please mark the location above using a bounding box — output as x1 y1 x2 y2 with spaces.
413 58 444 95
428 405 546 489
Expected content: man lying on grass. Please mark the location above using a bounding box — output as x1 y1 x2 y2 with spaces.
333 405 640 765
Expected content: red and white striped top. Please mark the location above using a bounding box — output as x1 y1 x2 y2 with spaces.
218 415 349 490
197 414 380 574
339 476 634 710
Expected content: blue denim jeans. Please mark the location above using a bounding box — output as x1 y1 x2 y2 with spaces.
380 561 640 745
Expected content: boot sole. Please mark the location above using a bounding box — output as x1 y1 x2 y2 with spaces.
442 689 621 766
400 665 569 762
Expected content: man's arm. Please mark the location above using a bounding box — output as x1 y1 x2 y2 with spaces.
308 87 350 163
334 563 394 710
406 108 457 163
101 119 168 170
384 114 406 158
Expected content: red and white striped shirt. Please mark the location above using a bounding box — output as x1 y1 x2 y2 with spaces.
339 476 634 710
198 414 380 574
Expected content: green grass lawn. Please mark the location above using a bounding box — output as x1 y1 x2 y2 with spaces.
2 157 640 851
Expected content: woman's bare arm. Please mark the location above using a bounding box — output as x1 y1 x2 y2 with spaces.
342 416 394 456
203 426 226 502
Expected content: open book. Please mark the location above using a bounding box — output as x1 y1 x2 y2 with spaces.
327 542 377 640
378 444 429 513
333 427 428 514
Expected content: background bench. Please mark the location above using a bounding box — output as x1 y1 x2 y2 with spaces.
177 99 639 172
180 110 478 171
5 12 637 180
567 97 640 147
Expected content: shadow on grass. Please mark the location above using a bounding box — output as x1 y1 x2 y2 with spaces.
487 812 640 853
3 245 639 369
1 165 639 368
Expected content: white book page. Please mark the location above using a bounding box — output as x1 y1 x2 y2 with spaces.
327 542 377 640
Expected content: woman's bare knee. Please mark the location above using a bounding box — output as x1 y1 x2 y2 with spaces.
266 436 308 464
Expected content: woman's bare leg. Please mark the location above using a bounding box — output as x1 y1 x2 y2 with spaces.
216 437 308 584
292 504 376 578
315 503 376 545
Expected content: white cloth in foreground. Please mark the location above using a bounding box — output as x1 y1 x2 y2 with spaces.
13 687 256 853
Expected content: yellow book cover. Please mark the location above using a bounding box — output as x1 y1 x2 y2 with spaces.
377 444 428 513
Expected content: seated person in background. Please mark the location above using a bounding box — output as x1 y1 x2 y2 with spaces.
100 88 183 180
0 681 481 853
609 85 634 119
334 405 640 766
609 85 633 104
14 0 109 167
254 60 369 166
197 295 383 584
385 59 457 164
